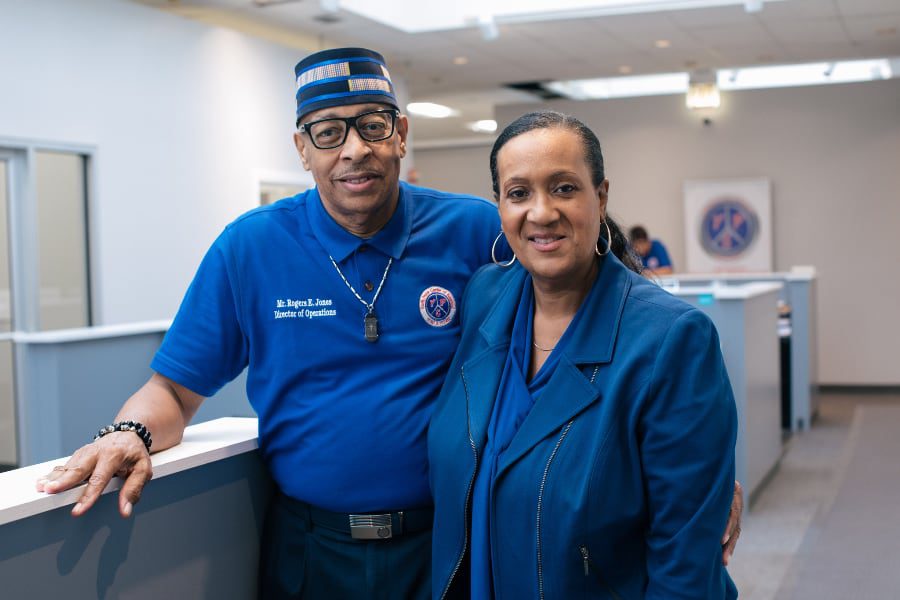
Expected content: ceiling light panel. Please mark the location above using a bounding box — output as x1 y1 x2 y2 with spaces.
338 0 787 33
546 72 689 99
718 58 893 90
545 57 896 101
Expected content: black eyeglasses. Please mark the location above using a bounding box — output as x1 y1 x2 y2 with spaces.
300 109 400 150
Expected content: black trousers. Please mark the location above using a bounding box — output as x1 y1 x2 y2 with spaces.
258 493 432 600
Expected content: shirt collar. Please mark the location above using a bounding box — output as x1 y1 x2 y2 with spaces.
306 182 412 262
478 253 632 365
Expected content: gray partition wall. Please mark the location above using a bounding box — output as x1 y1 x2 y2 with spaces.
673 283 784 501
14 324 253 466
662 272 818 431
0 451 272 599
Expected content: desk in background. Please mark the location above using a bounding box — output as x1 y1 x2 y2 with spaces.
0 418 270 598
670 282 784 502
661 268 818 432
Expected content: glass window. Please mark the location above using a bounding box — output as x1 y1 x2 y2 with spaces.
34 151 90 330
0 160 15 467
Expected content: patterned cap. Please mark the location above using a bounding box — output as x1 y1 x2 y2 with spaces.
294 47 398 124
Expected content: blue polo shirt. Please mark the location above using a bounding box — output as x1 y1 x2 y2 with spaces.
151 182 500 512
642 239 672 271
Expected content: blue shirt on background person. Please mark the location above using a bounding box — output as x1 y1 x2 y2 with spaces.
643 239 672 271
629 225 673 274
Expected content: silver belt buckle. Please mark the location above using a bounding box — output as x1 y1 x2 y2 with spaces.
349 513 392 540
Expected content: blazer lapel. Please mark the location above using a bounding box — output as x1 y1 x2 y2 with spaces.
461 346 507 453
462 266 529 452
497 357 601 475
496 253 634 477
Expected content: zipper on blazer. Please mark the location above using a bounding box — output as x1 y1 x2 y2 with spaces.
537 420 574 599
579 544 626 600
537 366 600 599
441 365 479 600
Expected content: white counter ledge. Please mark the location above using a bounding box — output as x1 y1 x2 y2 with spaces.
666 281 784 300
658 266 816 284
0 319 172 344
0 417 258 526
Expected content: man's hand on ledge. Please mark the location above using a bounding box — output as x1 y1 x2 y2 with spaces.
35 431 153 518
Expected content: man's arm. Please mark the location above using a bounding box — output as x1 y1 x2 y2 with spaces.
722 480 744 565
35 373 205 518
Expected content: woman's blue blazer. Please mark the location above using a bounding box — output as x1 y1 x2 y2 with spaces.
428 252 739 599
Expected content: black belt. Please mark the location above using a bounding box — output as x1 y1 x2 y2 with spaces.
277 493 434 540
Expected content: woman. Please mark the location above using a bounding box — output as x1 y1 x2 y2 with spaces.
428 111 738 599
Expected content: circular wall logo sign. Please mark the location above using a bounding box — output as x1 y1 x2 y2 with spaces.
700 198 759 257
419 286 456 327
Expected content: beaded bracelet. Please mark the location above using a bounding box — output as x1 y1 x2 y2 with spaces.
93 420 152 451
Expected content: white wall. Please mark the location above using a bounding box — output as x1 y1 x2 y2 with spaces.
419 81 900 386
0 0 304 324
416 143 494 200
3 2 897 386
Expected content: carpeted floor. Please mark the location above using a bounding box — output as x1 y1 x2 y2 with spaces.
727 391 900 600
774 402 900 599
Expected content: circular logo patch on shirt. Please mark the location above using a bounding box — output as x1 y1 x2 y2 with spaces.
419 286 456 328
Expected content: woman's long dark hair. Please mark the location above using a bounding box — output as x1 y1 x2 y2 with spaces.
489 111 643 274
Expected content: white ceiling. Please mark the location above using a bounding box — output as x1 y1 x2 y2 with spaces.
136 0 900 140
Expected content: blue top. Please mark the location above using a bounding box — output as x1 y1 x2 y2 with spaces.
429 253 737 599
470 274 586 599
152 182 500 512
642 239 672 271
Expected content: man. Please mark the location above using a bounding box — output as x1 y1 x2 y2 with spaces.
629 224 674 275
36 48 740 598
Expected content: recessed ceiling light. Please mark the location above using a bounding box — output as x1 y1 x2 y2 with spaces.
453 56 469 65
618 65 633 74
744 0 763 13
655 39 671 49
467 120 498 133
406 102 459 118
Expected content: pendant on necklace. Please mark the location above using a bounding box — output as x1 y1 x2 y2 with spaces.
364 310 379 343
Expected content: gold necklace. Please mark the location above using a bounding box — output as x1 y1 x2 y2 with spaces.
532 340 555 352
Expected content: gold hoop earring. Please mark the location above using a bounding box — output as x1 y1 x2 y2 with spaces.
596 220 612 256
492 231 517 267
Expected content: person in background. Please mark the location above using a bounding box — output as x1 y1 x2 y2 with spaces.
429 111 738 599
629 225 673 275
34 48 742 600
